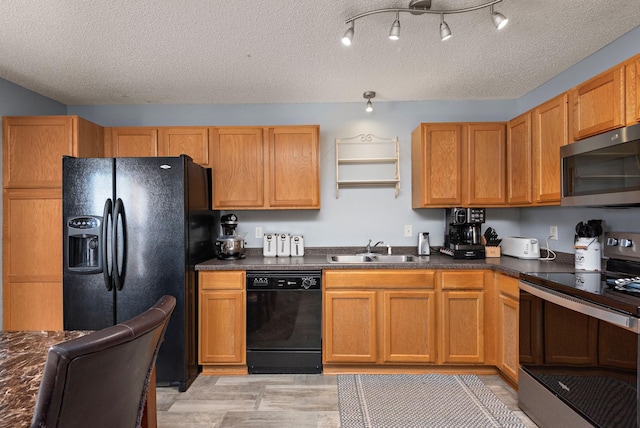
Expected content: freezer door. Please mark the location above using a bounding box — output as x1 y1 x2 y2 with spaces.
63 157 116 330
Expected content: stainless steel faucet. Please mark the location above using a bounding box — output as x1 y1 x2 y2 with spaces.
366 239 384 253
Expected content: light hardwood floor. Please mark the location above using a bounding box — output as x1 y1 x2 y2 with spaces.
156 374 538 427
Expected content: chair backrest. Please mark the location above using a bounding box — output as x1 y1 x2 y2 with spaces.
31 295 176 428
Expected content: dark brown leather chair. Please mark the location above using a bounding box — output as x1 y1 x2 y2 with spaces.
31 295 176 428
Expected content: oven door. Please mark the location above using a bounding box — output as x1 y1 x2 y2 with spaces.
519 281 639 427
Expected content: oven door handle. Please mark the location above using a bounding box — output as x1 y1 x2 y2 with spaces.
520 281 640 334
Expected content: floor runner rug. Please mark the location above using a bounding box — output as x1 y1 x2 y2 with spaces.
338 374 525 428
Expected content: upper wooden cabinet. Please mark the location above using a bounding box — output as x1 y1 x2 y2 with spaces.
570 64 625 140
3 116 104 189
110 127 159 157
211 125 320 210
411 123 465 207
411 123 506 208
466 123 506 206
532 93 569 203
159 127 210 166
506 112 532 205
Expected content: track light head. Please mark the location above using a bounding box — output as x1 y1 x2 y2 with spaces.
389 12 400 40
439 14 452 41
490 5 508 30
342 22 354 46
363 91 376 113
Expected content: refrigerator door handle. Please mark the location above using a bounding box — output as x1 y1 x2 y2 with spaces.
102 199 114 291
112 198 128 291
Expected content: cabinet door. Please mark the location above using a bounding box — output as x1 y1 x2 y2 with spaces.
111 127 159 157
467 123 506 206
411 123 464 207
2 116 74 188
159 127 209 166
635 57 640 123
3 189 63 330
210 127 264 209
532 93 568 203
323 290 377 363
199 289 246 364
439 291 484 363
498 293 519 383
266 126 320 209
506 112 532 205
571 65 625 140
383 290 436 363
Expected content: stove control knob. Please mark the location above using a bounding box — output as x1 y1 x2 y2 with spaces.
606 238 618 246
620 238 633 247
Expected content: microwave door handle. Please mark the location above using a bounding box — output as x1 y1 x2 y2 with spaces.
102 199 114 291
112 198 127 291
520 281 640 333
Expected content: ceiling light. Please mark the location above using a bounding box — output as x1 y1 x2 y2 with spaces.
342 22 354 46
363 91 376 113
389 12 400 41
340 0 508 45
439 14 451 41
490 5 508 30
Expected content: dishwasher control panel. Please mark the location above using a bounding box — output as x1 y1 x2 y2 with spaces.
246 271 321 290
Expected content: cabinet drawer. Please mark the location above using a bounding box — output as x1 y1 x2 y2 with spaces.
439 270 485 289
324 269 435 289
199 271 245 290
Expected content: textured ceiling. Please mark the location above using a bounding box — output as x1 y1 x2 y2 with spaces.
0 0 639 105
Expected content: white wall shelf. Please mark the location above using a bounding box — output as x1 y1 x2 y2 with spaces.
335 134 400 198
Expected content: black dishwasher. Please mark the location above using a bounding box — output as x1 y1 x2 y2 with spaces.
246 270 322 374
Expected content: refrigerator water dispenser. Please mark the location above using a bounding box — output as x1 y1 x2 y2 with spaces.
66 216 103 273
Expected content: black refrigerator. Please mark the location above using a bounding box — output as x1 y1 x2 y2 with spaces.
62 155 218 391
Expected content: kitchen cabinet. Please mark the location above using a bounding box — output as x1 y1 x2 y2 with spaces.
2 115 104 330
626 56 639 124
411 123 464 207
159 127 210 166
411 123 506 208
210 125 320 210
506 112 532 205
466 123 506 206
323 269 436 367
198 271 247 374
496 274 519 384
532 93 569 204
110 127 159 157
438 270 485 364
570 64 625 141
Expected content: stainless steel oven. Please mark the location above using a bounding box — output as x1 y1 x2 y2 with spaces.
519 232 640 428
246 270 322 374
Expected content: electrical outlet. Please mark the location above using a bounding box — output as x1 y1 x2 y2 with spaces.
550 225 558 240
255 227 263 239
404 225 412 237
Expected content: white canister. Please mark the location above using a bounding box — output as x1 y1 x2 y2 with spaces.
263 233 277 257
291 235 305 257
574 237 601 271
276 233 291 257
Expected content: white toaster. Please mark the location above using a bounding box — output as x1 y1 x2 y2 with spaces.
501 237 540 259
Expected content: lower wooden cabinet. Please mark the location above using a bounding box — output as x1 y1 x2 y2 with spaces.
496 274 520 384
198 271 246 374
439 290 484 364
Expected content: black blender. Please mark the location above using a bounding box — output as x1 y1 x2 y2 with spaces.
215 214 246 260
442 208 486 259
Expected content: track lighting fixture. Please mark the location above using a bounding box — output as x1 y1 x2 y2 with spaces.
363 91 375 113
341 0 508 46
389 11 400 41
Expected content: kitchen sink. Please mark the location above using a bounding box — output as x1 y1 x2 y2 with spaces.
326 254 424 263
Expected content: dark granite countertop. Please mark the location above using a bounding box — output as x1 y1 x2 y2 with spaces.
0 330 90 428
196 247 576 278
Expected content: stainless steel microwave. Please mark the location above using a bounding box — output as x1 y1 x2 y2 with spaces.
561 123 640 207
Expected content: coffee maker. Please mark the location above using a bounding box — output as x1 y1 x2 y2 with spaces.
442 208 486 259
215 213 246 260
